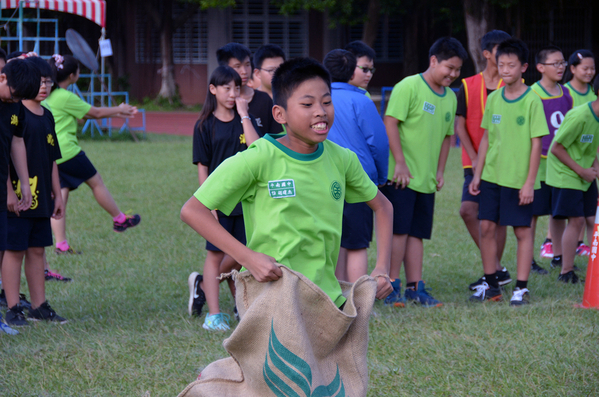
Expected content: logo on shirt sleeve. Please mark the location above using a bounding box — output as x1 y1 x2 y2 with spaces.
492 115 502 124
47 134 55 146
268 179 295 198
239 134 246 145
423 102 436 115
581 134 594 143
10 115 18 126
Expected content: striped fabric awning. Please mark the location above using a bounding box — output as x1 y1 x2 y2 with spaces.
1 0 106 27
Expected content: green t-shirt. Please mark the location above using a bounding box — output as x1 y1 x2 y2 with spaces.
481 87 549 189
194 134 378 307
546 103 599 191
565 82 598 108
385 74 455 193
43 88 92 164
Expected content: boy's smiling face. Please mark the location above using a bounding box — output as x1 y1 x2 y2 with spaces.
273 77 334 153
430 55 463 87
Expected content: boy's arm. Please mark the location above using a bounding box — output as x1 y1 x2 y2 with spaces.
181 197 282 282
551 142 598 183
10 136 31 212
235 97 261 145
365 190 393 299
360 103 389 185
384 115 412 188
455 116 478 170
520 137 542 205
469 130 489 196
7 177 19 216
436 136 451 191
51 161 64 219
198 163 219 220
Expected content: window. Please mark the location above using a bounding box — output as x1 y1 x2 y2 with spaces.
349 15 404 62
232 0 308 58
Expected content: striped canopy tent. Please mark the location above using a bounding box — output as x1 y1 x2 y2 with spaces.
1 0 106 27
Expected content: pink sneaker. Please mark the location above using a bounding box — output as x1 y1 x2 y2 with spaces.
540 241 554 259
576 243 591 256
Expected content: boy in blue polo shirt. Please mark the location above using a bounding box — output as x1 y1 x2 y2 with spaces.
469 38 549 305
382 37 468 307
323 49 388 285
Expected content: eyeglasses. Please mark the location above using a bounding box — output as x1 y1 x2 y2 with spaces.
259 68 278 75
356 65 376 74
9 86 21 103
540 61 568 68
40 79 54 87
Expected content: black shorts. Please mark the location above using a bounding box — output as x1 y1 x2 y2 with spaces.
206 214 246 252
380 182 435 239
58 151 98 190
340 201 373 249
5 217 52 251
479 181 533 227
462 168 479 203
551 181 598 219
0 211 7 251
532 181 552 216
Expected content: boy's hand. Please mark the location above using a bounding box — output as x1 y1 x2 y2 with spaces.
471 155 478 173
392 162 412 189
17 185 31 212
436 171 445 191
118 103 138 117
371 272 393 300
579 167 598 183
519 182 534 205
235 97 249 117
7 189 20 216
468 176 481 196
52 196 64 220
243 251 282 282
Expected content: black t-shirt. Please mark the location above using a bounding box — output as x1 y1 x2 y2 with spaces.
9 106 61 218
248 90 283 134
192 112 262 216
456 84 495 117
0 101 25 212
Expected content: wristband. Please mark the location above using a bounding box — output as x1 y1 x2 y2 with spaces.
241 116 250 124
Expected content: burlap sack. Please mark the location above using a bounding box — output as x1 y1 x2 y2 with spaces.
178 266 376 397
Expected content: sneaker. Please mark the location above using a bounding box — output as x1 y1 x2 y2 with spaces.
0 290 32 310
44 269 72 282
203 313 230 331
531 260 549 275
510 288 530 306
54 246 82 255
113 214 141 232
188 272 206 317
496 268 512 286
468 282 503 302
5 305 29 327
551 258 580 271
576 243 591 256
404 281 443 307
468 275 486 291
540 241 554 258
0 315 19 335
27 301 68 324
384 278 406 307
557 270 579 284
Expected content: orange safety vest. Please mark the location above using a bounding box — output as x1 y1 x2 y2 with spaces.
461 72 505 168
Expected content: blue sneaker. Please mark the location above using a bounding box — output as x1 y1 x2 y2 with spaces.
384 278 406 307
0 313 19 335
404 281 443 307
203 313 231 331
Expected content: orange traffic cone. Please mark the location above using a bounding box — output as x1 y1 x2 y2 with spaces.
579 200 599 309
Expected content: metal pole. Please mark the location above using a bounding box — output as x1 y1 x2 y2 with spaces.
18 0 23 51
101 28 105 108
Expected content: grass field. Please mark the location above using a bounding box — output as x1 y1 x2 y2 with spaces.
1 135 598 397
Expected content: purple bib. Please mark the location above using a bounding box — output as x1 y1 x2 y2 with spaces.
539 84 573 156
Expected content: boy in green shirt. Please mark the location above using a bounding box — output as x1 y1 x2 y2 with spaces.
470 38 549 305
181 58 392 312
382 37 468 307
546 78 599 284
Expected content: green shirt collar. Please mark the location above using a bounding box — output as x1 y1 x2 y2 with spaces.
264 133 324 161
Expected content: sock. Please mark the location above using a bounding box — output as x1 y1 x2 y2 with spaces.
113 212 127 223
553 255 562 262
543 238 552 244
516 280 528 290
406 282 416 290
485 273 499 288
577 240 584 246
56 240 69 251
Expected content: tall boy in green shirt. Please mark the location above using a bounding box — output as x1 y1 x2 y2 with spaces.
382 37 468 307
181 58 392 311
470 38 549 305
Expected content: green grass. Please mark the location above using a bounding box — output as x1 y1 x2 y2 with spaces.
1 137 598 396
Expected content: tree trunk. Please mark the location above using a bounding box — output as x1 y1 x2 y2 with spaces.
157 0 177 102
361 0 381 48
463 0 489 73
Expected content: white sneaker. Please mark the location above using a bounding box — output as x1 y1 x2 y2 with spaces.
510 288 530 306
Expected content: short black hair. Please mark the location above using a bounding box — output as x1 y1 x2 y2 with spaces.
536 45 563 65
0 48 7 63
25 56 53 78
429 37 468 62
253 44 286 70
272 57 331 110
3 58 41 99
323 49 356 83
344 40 376 61
481 30 511 52
496 38 529 65
6 51 25 61
216 42 252 66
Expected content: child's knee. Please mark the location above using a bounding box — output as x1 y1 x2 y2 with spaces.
459 202 477 220
480 221 496 238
